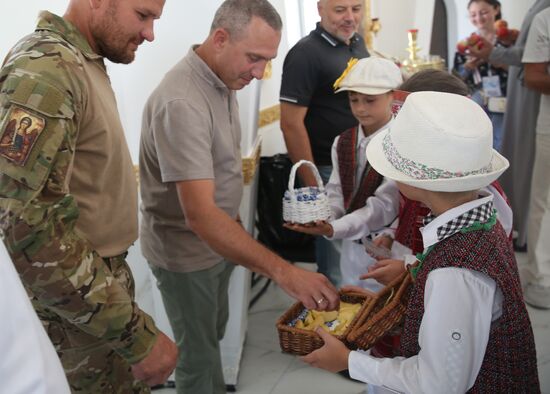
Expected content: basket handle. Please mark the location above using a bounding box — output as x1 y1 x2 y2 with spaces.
288 160 325 194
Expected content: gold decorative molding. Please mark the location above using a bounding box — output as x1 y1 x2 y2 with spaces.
258 104 280 128
363 0 380 51
242 136 262 185
262 60 273 80
134 164 139 185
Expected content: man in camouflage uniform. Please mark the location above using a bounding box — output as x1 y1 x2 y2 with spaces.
0 1 177 392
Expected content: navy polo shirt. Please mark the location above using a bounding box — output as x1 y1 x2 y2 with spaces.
280 23 369 166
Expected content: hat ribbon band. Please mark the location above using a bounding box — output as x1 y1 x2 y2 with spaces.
382 133 492 180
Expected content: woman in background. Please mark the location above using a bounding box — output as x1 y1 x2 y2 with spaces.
453 0 509 152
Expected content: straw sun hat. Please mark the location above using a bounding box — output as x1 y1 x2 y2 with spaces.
366 91 509 192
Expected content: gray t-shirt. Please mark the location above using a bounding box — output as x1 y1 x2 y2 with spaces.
139 47 243 273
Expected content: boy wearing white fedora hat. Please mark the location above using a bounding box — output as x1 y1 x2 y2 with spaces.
285 57 402 291
302 91 540 392
364 70 514 289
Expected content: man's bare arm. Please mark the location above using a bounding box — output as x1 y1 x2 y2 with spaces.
524 62 550 95
176 179 339 310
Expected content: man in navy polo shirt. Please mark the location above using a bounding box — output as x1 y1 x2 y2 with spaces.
280 0 368 285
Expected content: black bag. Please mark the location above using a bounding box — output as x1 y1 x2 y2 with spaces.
256 154 315 262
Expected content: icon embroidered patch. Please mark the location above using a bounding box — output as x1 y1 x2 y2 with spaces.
0 106 46 166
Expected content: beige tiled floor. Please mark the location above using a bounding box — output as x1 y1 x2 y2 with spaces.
157 253 550 394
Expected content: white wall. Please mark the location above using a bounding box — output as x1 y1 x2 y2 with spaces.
260 0 291 110
2 1 538 159
372 0 419 59
1 1 226 162
2 4 68 57
108 1 223 161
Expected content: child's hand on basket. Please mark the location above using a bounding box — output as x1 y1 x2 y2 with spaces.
284 220 334 237
360 259 406 286
300 327 351 373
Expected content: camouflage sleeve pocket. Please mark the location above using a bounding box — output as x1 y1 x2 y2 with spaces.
0 75 75 191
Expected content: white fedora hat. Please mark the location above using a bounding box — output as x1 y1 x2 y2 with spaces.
335 57 403 95
366 91 509 192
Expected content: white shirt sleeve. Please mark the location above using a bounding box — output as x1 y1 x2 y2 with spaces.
0 243 71 394
484 184 513 237
325 136 346 221
329 179 399 240
375 216 399 240
522 10 550 64
348 267 498 394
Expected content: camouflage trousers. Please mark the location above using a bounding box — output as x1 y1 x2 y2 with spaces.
35 254 150 394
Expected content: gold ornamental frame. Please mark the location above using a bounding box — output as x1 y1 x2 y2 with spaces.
363 0 380 51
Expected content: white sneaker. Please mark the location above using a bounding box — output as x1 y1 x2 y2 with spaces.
524 283 550 309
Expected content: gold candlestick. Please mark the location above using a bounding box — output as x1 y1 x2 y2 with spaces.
406 29 420 62
401 28 445 76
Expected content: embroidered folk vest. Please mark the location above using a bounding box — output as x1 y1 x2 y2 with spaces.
336 127 383 213
400 223 540 392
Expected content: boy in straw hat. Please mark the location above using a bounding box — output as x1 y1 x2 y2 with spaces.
285 57 402 291
358 70 515 362
363 70 513 288
302 91 540 392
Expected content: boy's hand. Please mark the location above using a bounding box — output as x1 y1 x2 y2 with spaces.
360 259 406 285
283 220 334 237
300 327 351 373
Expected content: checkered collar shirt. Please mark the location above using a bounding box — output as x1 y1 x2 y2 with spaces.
420 193 494 249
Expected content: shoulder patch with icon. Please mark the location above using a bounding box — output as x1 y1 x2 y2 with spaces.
0 106 46 166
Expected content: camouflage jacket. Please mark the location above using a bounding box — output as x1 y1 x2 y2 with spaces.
0 12 158 364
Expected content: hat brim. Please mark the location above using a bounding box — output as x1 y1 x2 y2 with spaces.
335 86 394 95
366 130 510 192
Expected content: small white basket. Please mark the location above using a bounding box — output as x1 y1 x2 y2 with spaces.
282 160 331 224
